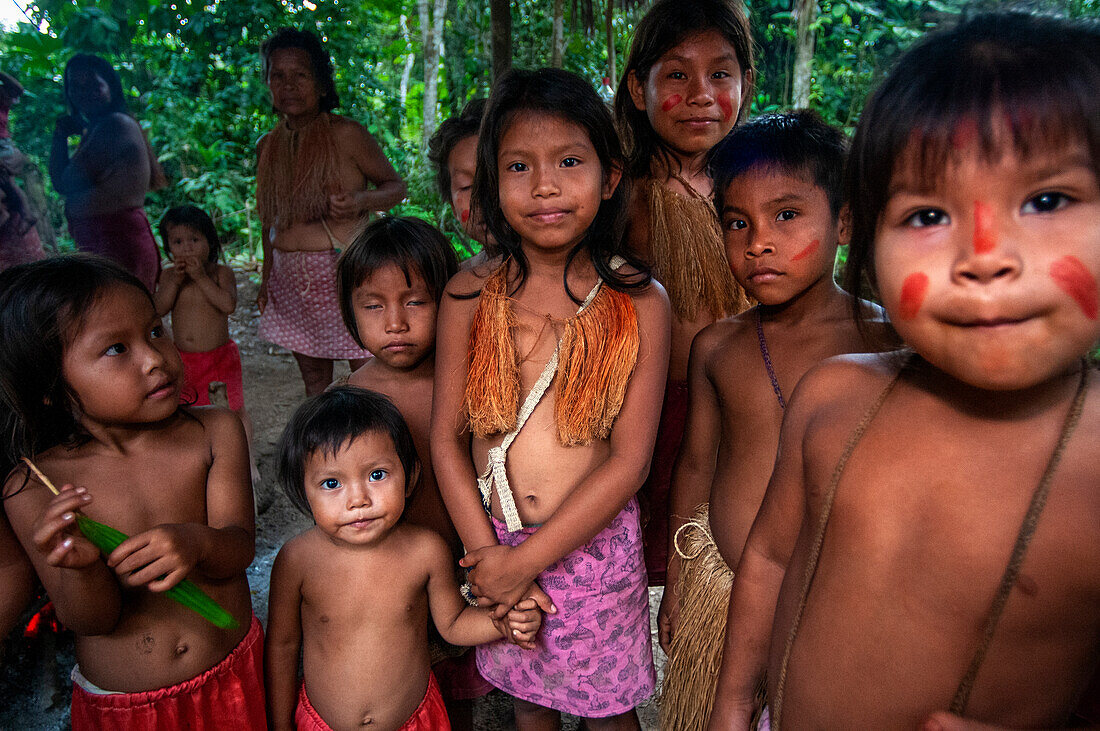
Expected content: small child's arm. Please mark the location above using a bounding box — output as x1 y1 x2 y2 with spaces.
265 542 304 731
153 265 185 316
107 409 254 590
188 263 237 316
0 506 36 638
660 327 723 651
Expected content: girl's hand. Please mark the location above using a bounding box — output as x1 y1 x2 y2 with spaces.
257 281 268 313
184 256 209 280
162 264 185 283
31 485 100 569
107 524 202 592
54 115 83 138
503 597 543 650
327 191 362 221
461 544 543 615
657 585 679 653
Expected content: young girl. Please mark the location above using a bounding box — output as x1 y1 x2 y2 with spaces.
432 68 671 729
709 13 1100 730
0 255 261 729
613 0 754 585
265 386 540 731
154 206 258 483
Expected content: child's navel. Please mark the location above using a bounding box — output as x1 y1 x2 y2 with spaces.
898 272 929 320
1050 255 1098 320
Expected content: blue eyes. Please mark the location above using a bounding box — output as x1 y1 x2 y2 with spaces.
321 478 340 490
369 469 387 481
319 470 386 489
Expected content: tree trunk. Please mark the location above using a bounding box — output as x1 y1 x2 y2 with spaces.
605 0 616 83
490 0 512 82
550 0 565 67
421 0 448 148
399 13 414 112
791 0 818 108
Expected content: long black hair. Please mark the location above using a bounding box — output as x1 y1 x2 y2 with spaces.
472 67 648 302
614 0 755 180
843 12 1100 320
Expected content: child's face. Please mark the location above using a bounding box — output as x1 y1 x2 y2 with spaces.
266 47 320 119
497 113 620 254
62 284 182 428
351 264 438 371
165 224 211 263
721 167 840 305
67 68 111 117
303 431 407 546
875 134 1100 390
448 135 482 239
628 30 746 160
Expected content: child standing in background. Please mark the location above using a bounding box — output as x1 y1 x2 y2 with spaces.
428 97 494 263
710 14 1100 729
433 68 670 729
0 256 261 729
265 387 541 731
154 205 258 482
336 216 493 727
614 0 753 584
659 111 889 730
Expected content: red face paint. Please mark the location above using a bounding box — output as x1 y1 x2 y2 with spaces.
951 116 978 150
973 201 995 254
460 209 470 224
716 95 734 122
1050 255 1099 320
661 94 682 112
790 239 819 262
898 272 929 320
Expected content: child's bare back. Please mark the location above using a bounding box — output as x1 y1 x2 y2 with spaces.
3 406 253 692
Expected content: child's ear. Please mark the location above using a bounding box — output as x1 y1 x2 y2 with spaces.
405 463 421 498
626 70 647 113
602 162 624 201
837 204 852 247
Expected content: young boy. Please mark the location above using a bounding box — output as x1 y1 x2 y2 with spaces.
336 216 493 726
658 111 889 730
265 387 540 731
426 98 493 266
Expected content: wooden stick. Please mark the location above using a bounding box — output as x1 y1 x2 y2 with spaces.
21 458 60 496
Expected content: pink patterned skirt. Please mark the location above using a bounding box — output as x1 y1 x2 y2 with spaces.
258 248 369 360
476 497 656 717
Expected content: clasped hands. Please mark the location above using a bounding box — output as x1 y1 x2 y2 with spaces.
461 543 557 649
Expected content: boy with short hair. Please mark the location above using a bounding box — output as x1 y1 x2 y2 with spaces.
658 111 889 730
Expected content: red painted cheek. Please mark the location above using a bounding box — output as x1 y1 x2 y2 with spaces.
717 95 734 122
460 209 470 224
1050 255 1099 320
898 272 929 320
790 239 819 262
973 201 996 254
661 95 683 112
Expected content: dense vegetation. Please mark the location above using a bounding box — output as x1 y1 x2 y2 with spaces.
1 0 1095 260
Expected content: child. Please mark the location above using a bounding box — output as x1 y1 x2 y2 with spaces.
432 68 671 729
427 97 494 261
154 205 258 482
614 0 754 584
336 216 493 725
658 111 888 730
709 13 1100 729
264 386 541 731
0 255 261 728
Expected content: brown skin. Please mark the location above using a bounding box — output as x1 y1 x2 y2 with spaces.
708 356 1100 730
4 407 255 692
154 260 236 353
264 520 539 731
256 47 406 396
0 510 35 640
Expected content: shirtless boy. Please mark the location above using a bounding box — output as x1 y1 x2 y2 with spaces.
659 111 887 730
256 28 407 396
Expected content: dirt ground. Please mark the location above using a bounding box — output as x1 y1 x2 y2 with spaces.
0 266 666 730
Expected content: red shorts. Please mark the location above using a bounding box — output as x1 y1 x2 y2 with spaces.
295 672 451 731
179 339 245 411
640 379 689 586
70 615 266 730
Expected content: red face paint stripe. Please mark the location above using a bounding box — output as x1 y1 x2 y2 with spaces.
460 209 470 223
898 272 929 320
661 95 682 112
790 239 819 262
1051 255 1099 320
717 95 734 122
973 201 995 254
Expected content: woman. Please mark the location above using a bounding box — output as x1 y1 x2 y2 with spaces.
50 54 165 291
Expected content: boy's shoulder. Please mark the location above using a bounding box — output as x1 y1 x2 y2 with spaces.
178 404 243 438
788 352 901 420
691 309 760 370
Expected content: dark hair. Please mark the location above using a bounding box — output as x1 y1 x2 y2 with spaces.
709 110 848 217
336 216 459 349
428 98 487 199
614 0 755 180
158 206 222 265
275 386 421 519
843 12 1100 314
0 255 154 479
261 28 339 113
472 67 648 301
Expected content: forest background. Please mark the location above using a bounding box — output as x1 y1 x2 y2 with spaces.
1 0 1096 263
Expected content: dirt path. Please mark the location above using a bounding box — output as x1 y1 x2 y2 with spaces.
0 267 664 730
